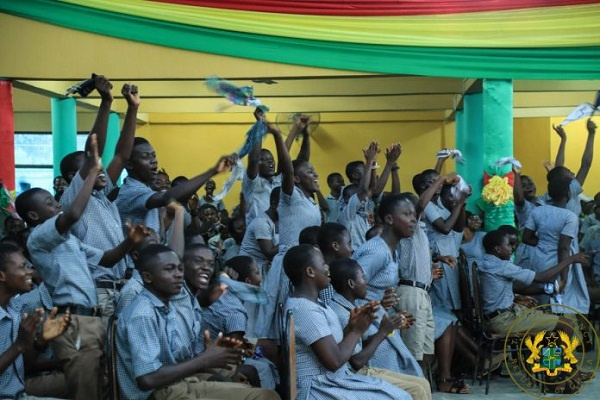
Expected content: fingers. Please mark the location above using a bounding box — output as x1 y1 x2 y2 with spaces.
48 307 59 319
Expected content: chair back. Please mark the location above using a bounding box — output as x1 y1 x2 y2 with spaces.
457 254 475 331
106 314 121 400
279 309 297 400
470 261 485 334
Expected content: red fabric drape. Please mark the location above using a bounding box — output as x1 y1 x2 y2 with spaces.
0 80 15 191
151 0 600 16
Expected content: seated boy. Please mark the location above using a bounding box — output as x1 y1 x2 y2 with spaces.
328 258 430 400
479 230 589 335
15 136 148 400
116 244 280 400
0 242 70 399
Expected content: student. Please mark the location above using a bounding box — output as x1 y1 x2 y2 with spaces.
222 217 246 262
328 259 430 400
52 176 66 202
242 110 309 226
461 212 486 271
239 187 280 277
16 136 150 400
283 244 410 400
316 222 354 303
324 173 345 223
0 242 71 400
152 169 171 192
199 179 226 212
299 226 321 248
115 136 235 237
538 119 596 217
512 168 540 269
59 82 140 322
257 121 321 340
479 230 589 335
202 256 279 389
116 244 280 400
353 193 416 303
523 178 591 314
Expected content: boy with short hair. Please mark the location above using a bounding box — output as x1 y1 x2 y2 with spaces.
15 136 148 400
324 172 344 223
0 242 71 400
116 244 280 400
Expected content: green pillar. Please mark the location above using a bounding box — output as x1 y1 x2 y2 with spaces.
51 97 77 178
102 112 120 166
460 93 484 211
482 79 514 230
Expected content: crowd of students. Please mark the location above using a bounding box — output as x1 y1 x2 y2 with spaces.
1 76 598 399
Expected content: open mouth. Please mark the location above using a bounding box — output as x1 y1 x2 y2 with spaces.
197 273 210 285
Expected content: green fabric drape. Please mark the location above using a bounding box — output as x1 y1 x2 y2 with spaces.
1 0 600 79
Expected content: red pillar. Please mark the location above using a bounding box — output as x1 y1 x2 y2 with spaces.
0 80 15 191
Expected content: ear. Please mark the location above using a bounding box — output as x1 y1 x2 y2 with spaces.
347 278 355 290
26 211 39 224
331 241 340 252
384 214 393 225
0 271 6 283
244 277 252 285
125 159 134 171
293 174 301 185
306 266 316 279
67 171 76 182
141 270 153 284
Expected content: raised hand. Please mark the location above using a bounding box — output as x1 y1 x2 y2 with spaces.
42 307 71 341
363 141 380 164
380 287 398 310
349 301 379 334
574 251 594 267
125 221 151 244
552 124 567 140
214 154 237 174
121 83 140 108
188 194 200 215
86 133 102 174
444 172 459 185
385 143 402 163
94 74 113 101
16 310 43 351
587 118 597 134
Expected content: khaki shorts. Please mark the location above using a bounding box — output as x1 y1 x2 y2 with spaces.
395 285 435 360
485 303 559 335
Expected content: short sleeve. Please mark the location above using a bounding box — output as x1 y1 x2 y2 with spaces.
27 216 67 252
353 244 386 282
560 212 579 239
294 303 334 346
497 261 536 286
424 203 442 224
254 218 274 241
126 315 163 377
570 179 583 197
524 208 540 232
346 194 363 216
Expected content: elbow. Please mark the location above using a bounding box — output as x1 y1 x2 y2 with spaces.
321 357 345 372
136 376 156 391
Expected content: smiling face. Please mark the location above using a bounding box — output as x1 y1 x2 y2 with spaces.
294 161 320 194
258 149 276 178
0 251 34 295
309 249 330 290
521 176 537 201
467 214 482 231
334 230 354 259
183 247 216 292
205 179 216 195
152 172 171 192
29 189 62 224
127 142 158 184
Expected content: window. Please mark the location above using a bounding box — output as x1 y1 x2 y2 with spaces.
14 133 88 195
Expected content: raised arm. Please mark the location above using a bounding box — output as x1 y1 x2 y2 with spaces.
430 194 465 235
166 202 186 260
552 124 567 168
373 143 401 198
273 123 295 196
106 84 140 184
99 223 150 267
434 151 450 174
415 174 454 218
146 155 235 210
246 108 265 180
358 142 379 201
296 116 311 161
55 135 101 235
575 118 596 186
513 166 525 207
390 163 400 194
89 75 113 158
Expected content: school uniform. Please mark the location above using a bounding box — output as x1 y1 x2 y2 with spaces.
27 215 104 400
256 186 320 339
353 236 399 302
395 220 435 360
538 179 583 217
198 195 226 212
324 194 340 223
202 292 279 389
117 288 279 400
239 213 279 277
478 254 559 335
115 176 161 234
424 199 462 310
285 297 411 400
525 205 590 314
338 194 371 249
61 170 131 321
242 173 282 226
580 214 600 235
515 200 536 269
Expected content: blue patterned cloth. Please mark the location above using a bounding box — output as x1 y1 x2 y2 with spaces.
27 215 101 307
115 176 161 235
397 220 433 284
338 194 371 249
329 293 423 377
239 212 279 275
353 236 399 302
285 297 411 400
0 298 29 398
242 173 282 226
61 170 131 281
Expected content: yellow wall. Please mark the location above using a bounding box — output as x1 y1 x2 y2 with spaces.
513 117 552 190
139 117 450 209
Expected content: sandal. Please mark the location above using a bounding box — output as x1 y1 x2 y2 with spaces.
437 378 470 394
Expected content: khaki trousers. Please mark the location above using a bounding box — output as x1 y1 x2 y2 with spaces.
357 366 432 400
150 376 280 400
